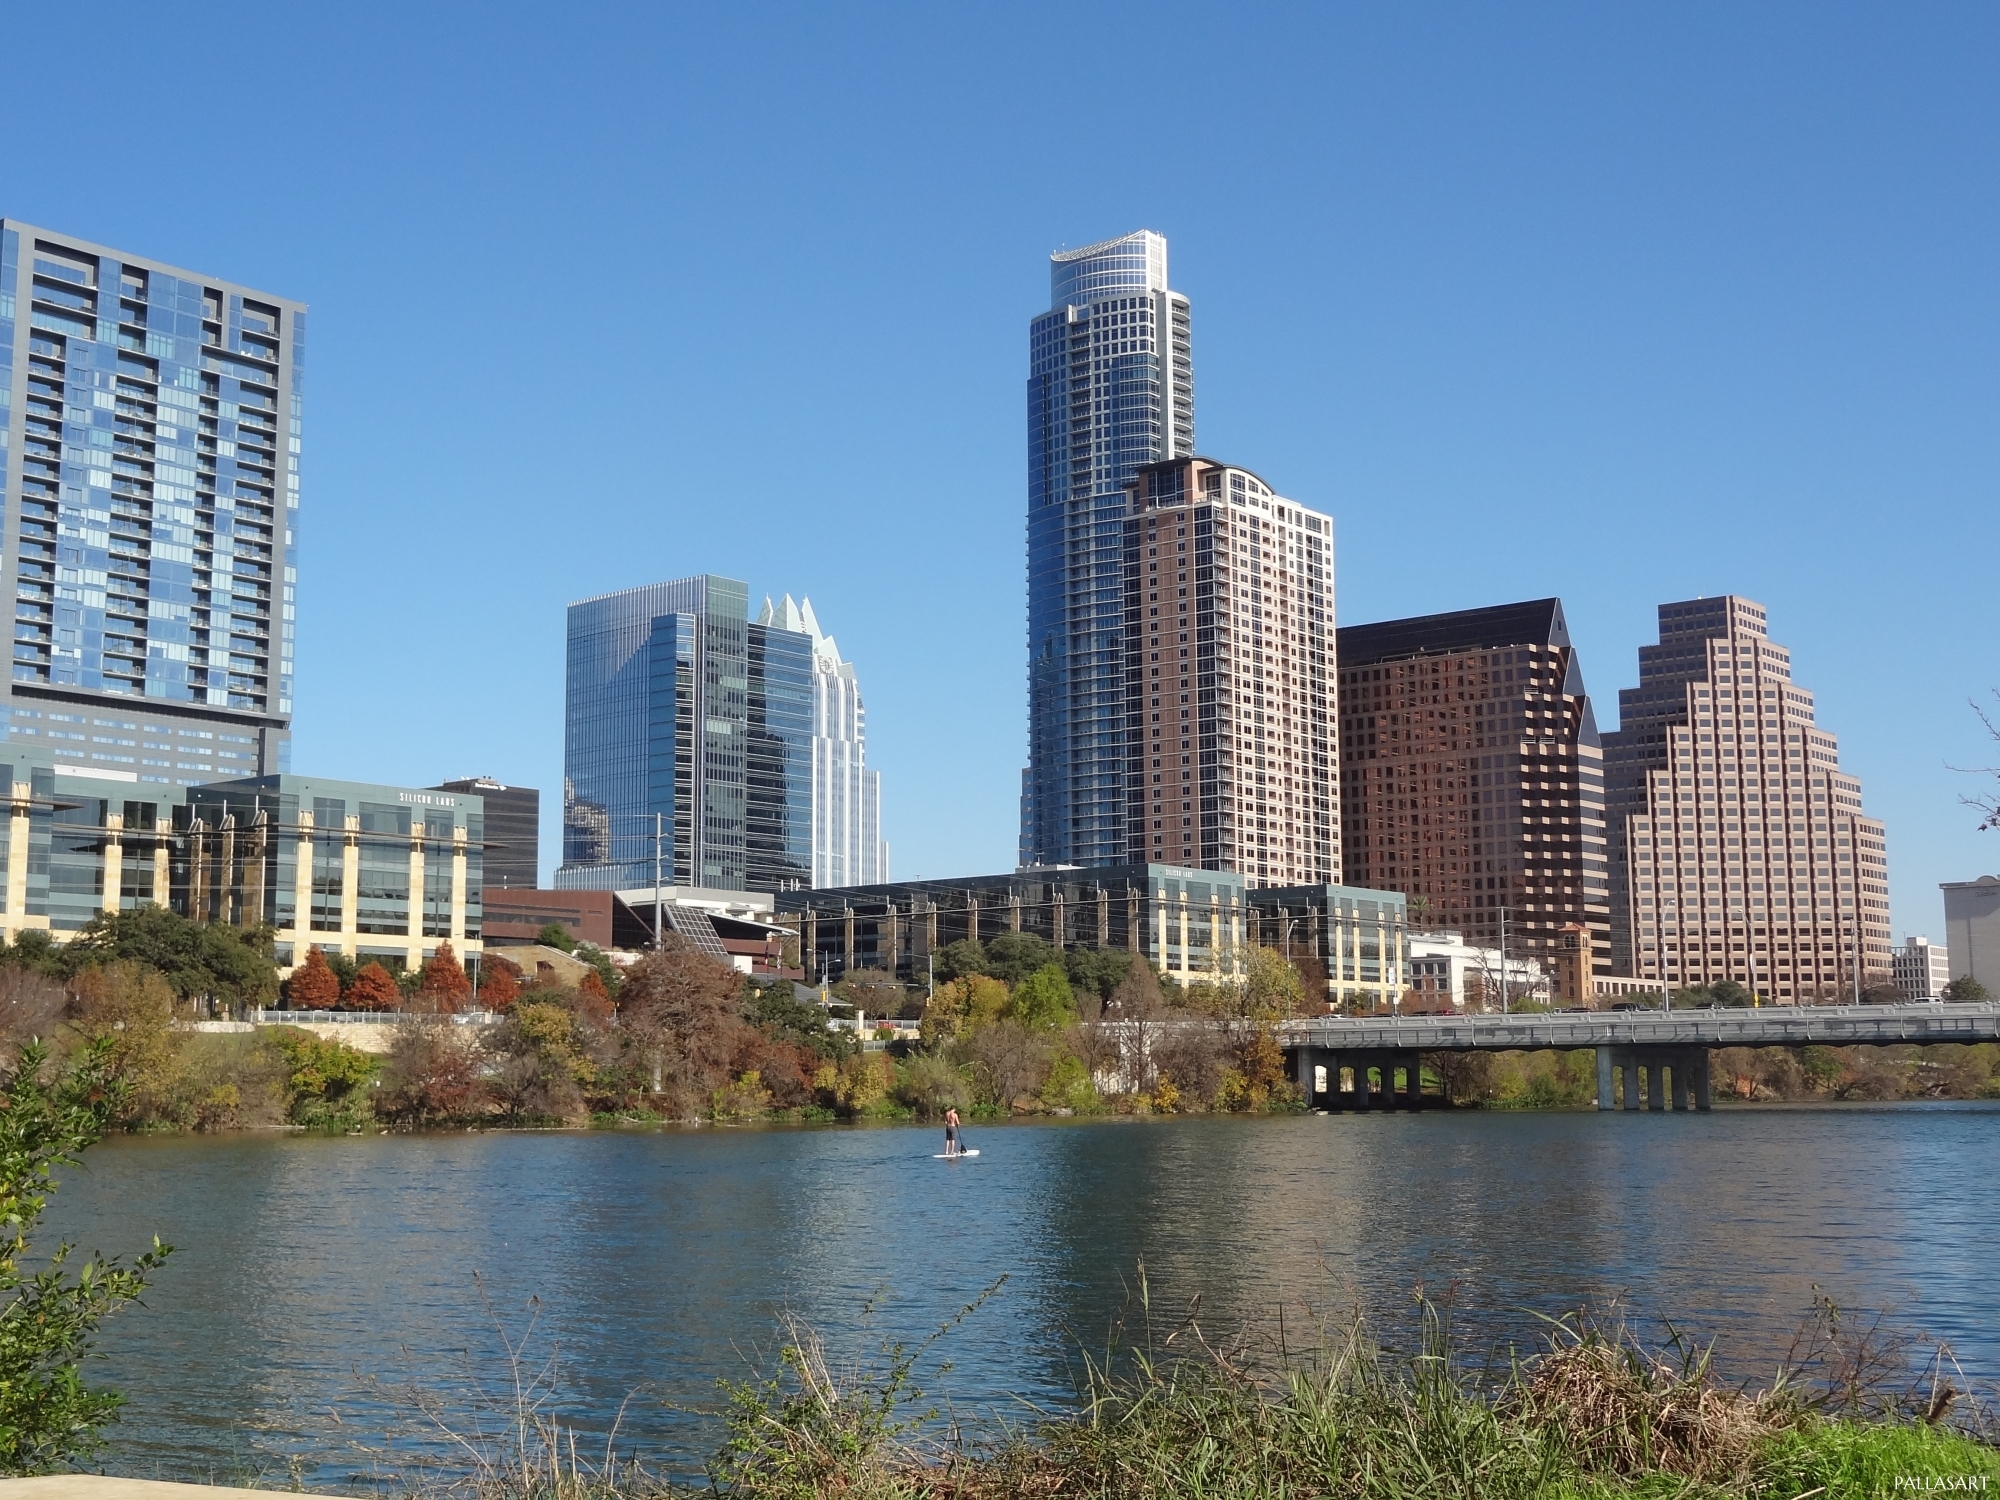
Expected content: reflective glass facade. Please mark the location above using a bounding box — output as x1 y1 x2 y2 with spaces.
0 752 482 971
1024 230 1193 868
562 575 813 895
745 620 812 892
777 863 1246 985
0 222 298 785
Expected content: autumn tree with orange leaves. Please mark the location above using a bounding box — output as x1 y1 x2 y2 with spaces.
287 945 340 1009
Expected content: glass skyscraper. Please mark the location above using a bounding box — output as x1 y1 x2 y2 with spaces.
1022 230 1192 868
559 575 812 895
0 221 299 784
758 594 886 887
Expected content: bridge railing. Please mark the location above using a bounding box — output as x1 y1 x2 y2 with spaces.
1278 1002 2000 1052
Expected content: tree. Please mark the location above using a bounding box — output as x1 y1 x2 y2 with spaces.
1943 976 1990 1003
744 981 849 1062
984 932 1055 985
68 963 179 1125
0 1040 173 1473
376 1018 484 1127
1063 948 1134 1003
1956 689 2000 831
0 969 66 1064
931 938 988 983
536 922 577 954
346 962 402 1013
573 943 621 1000
58 906 279 1016
265 1027 378 1130
575 966 615 1025
923 975 1008 1045
478 952 523 1011
286 946 341 1010
1706 979 1755 1008
486 1001 594 1123
417 941 473 1014
1243 947 1306 1022
616 937 745 1113
1008 963 1077 1031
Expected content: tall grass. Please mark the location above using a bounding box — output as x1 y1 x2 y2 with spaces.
323 1272 1997 1500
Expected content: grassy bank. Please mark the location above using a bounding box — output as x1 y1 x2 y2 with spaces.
364 1283 1997 1500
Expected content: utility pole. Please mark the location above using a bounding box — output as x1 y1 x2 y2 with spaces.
1498 903 1507 1015
653 812 664 952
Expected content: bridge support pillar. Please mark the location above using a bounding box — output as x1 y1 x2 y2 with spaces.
1618 1049 1640 1110
1404 1051 1423 1109
1671 1051 1690 1112
1596 1047 1613 1111
1353 1057 1370 1111
1646 1058 1664 1112
1295 1043 1317 1107
1692 1048 1712 1112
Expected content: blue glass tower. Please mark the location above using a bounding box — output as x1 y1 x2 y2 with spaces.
560 575 812 895
1022 231 1192 868
0 221 301 783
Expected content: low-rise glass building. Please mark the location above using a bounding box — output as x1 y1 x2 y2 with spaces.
0 747 482 971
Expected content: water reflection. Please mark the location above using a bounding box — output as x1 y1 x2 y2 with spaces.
41 1105 2000 1483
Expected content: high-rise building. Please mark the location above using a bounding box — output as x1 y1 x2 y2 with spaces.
560 575 812 895
1603 596 1890 1001
1942 876 2000 993
0 221 300 783
1022 230 1193 868
1120 458 1338 884
1890 935 1950 1002
757 595 886 887
434 777 539 890
1336 600 1611 984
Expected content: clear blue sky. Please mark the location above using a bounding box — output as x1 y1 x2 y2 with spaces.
8 3 1996 939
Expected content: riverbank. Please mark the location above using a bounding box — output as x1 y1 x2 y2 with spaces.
319 1275 2000 1500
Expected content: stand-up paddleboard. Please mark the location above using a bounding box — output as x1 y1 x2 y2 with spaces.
933 1149 980 1159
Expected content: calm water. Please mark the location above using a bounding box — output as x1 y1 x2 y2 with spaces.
40 1105 2000 1484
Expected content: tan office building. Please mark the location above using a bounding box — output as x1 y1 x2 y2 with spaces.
1336 599 1610 987
1603 596 1890 1000
1120 457 1338 885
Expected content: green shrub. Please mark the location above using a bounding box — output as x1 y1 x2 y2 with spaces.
0 1041 172 1473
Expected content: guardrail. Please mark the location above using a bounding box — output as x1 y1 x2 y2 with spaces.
1279 1002 2000 1053
250 1008 500 1026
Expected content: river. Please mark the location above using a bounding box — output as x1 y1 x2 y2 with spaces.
40 1104 2000 1485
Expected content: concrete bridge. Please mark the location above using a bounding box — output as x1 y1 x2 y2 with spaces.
1278 1002 2000 1114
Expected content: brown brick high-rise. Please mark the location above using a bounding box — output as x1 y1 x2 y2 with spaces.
1336 600 1609 990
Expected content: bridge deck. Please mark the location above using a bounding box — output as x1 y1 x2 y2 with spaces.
1279 1002 2000 1053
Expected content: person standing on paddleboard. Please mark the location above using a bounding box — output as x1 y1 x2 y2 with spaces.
943 1106 961 1158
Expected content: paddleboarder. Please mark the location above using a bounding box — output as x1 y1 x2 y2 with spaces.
943 1106 962 1158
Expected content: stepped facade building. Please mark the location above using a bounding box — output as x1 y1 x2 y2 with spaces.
1602 596 1889 1001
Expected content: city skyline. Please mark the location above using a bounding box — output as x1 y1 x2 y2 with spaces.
1 8 1991 940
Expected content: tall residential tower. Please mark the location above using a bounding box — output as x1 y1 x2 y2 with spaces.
1603 596 1890 1001
1022 231 1192 868
1121 458 1338 884
0 221 299 781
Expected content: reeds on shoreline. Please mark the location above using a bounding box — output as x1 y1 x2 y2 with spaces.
303 1272 1998 1500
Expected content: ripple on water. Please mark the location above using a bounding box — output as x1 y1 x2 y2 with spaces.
40 1104 2000 1484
